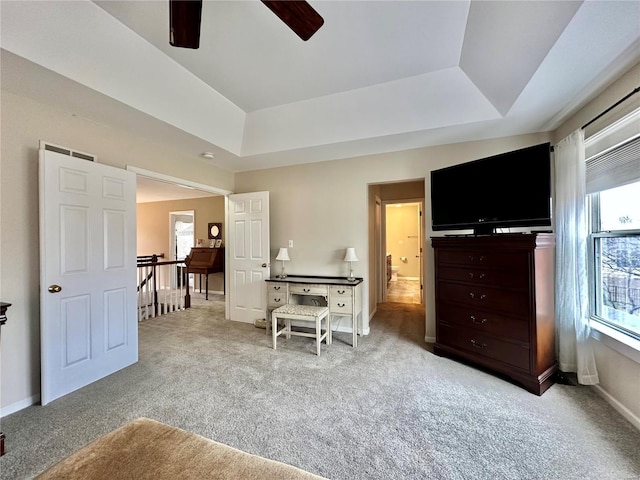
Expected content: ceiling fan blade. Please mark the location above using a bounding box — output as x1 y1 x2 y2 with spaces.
170 0 202 49
261 1 324 41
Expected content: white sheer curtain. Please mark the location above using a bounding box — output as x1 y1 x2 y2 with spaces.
554 129 599 385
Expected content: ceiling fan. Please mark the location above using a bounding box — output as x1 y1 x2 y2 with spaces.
169 0 324 49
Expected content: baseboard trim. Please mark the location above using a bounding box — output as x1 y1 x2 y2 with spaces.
425 336 436 343
1 394 40 418
593 384 640 432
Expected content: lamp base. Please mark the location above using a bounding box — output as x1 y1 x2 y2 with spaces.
278 274 287 279
347 276 357 282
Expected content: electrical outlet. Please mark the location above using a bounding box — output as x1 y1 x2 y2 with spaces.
288 240 294 248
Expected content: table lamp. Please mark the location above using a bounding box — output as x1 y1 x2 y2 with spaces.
276 247 290 279
344 247 358 282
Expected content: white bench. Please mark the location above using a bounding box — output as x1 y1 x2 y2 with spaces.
271 305 331 356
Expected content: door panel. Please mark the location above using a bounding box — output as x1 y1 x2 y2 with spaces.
228 192 270 323
40 148 137 405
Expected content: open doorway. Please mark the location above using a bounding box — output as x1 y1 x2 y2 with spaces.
369 180 425 310
385 201 423 304
131 166 231 312
170 211 195 289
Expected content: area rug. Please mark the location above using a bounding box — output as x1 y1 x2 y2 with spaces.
35 418 326 479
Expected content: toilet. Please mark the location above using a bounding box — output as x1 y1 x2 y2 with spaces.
391 266 399 282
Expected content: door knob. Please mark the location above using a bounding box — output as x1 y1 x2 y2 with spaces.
261 263 268 268
48 285 62 293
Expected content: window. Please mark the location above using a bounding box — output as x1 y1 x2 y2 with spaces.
588 163 640 341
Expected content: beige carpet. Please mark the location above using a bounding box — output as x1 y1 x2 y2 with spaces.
35 418 326 480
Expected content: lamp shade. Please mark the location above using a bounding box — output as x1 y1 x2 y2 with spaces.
276 247 290 261
343 247 358 262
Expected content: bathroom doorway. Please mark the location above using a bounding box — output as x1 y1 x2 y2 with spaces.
385 201 423 304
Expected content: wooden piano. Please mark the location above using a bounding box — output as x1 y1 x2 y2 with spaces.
185 247 225 305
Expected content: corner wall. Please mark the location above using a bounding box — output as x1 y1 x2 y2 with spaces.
0 90 234 413
234 132 551 338
552 60 640 425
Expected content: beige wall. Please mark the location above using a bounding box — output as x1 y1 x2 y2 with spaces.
137 196 225 292
235 131 552 337
0 91 234 411
553 60 640 423
137 197 225 257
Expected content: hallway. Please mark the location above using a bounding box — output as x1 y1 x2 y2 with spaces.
386 279 421 304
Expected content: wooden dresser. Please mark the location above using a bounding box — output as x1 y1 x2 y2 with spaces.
432 234 556 395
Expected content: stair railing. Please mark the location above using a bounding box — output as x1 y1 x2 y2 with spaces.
137 254 187 320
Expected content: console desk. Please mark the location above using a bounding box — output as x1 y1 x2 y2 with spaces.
266 276 363 347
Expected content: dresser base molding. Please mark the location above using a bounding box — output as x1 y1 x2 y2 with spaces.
434 343 558 395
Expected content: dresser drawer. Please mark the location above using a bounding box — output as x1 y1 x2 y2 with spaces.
437 250 528 271
267 282 287 293
330 285 353 297
438 323 530 371
437 282 529 317
330 297 354 314
436 302 529 343
267 292 287 308
289 284 328 296
437 266 529 290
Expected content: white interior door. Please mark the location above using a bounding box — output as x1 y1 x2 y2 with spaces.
228 192 270 323
40 149 137 405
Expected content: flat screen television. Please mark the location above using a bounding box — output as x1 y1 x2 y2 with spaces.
430 142 552 235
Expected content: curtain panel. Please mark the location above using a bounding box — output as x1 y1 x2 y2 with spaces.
554 129 599 385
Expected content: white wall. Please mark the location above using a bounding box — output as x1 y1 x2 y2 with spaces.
0 90 234 413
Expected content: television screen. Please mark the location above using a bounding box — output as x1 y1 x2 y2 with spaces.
430 143 552 235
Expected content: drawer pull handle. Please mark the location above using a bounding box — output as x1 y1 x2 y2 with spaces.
468 272 474 278
468 255 474 261
470 316 487 325
303 288 310 293
470 339 487 349
337 290 345 294
338 303 345 308
480 294 487 300
275 298 281 303
479 273 486 279
469 292 475 299
274 286 281 290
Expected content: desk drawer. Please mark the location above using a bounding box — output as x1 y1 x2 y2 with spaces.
268 292 287 308
290 284 328 296
267 283 287 293
330 297 353 314
330 286 353 297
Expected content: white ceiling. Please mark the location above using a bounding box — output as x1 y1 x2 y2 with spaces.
2 0 640 174
136 176 218 203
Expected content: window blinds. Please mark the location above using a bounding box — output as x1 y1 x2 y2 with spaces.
585 135 640 194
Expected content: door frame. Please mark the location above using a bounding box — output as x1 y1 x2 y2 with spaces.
126 166 233 312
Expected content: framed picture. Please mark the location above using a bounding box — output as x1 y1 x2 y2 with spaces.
214 239 222 248
208 222 222 239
